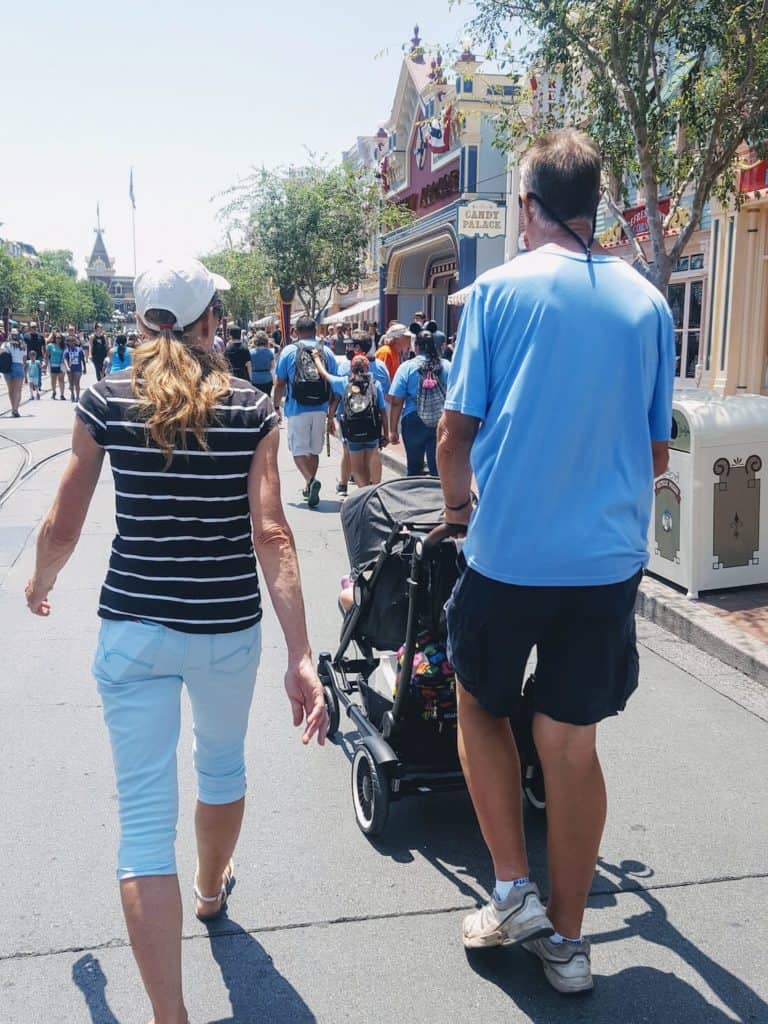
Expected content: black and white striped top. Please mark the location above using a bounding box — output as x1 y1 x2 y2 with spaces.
77 370 277 634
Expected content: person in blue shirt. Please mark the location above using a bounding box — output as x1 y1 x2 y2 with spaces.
388 331 451 477
46 332 66 399
311 349 387 488
249 331 275 396
334 330 391 494
438 130 675 992
273 316 338 507
105 335 133 374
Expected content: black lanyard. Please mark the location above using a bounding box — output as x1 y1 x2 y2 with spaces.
521 193 596 262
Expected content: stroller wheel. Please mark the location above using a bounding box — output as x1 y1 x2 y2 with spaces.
324 685 340 738
522 759 546 813
351 746 390 836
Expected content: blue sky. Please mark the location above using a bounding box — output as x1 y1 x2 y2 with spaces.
1 0 474 277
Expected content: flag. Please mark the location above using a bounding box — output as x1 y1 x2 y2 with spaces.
129 168 136 210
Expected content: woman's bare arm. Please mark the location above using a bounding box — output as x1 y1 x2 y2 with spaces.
26 419 105 615
248 430 327 745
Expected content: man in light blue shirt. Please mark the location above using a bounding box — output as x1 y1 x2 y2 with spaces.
439 129 675 992
273 316 338 507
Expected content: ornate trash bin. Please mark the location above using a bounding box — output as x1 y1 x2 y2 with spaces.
647 391 768 598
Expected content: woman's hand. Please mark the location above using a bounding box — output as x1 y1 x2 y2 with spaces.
284 654 328 746
389 430 399 445
25 576 52 616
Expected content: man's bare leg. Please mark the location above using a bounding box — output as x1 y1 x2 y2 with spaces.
293 454 319 486
533 713 606 939
457 683 528 879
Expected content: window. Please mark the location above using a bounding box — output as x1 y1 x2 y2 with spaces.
113 283 122 296
668 279 704 380
690 253 704 271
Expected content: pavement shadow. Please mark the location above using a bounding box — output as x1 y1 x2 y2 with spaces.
465 856 768 1024
204 916 316 1023
333 727 548 906
72 954 121 1024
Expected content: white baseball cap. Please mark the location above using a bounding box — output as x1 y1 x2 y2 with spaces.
134 258 230 332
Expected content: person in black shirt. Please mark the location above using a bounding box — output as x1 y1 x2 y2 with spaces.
90 323 108 380
24 323 46 363
224 325 251 382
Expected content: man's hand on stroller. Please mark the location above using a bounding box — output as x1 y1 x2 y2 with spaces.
285 654 328 746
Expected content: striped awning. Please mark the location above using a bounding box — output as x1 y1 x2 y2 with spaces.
323 297 379 325
447 284 474 306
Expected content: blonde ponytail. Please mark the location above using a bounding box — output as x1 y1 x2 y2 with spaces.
131 329 231 465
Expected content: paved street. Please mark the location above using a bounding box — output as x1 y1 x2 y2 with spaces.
1 394 767 1023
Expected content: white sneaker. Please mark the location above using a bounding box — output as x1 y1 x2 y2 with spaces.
463 883 553 948
523 934 594 994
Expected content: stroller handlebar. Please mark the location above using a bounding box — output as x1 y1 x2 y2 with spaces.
421 521 467 554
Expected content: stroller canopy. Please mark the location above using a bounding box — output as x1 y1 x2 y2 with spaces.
341 477 445 569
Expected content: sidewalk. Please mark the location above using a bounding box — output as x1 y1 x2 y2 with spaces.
380 441 768 687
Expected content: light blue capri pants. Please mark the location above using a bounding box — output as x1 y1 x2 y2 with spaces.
93 618 261 880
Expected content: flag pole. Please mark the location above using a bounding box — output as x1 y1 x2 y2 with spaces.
129 168 137 276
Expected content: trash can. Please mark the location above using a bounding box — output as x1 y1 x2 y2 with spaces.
648 391 768 598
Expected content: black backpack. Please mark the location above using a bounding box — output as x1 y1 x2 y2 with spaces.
292 345 330 406
341 375 380 443
0 349 11 374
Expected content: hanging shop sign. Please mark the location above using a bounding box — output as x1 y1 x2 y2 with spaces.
459 200 506 238
598 197 691 248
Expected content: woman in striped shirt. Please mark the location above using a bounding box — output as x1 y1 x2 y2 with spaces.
25 258 327 1024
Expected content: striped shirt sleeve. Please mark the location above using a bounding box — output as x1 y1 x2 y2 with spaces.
76 383 108 445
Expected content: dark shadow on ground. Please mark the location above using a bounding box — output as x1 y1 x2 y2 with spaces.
72 954 121 1024
466 857 768 1024
204 916 316 1023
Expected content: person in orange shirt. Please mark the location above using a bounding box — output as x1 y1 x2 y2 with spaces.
375 323 412 381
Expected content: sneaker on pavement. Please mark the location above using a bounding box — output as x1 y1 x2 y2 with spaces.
336 482 348 497
523 935 593 994
462 883 553 949
308 478 321 508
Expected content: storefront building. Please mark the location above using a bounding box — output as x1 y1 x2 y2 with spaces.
345 30 514 335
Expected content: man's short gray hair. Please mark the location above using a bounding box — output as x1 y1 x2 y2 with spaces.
520 129 601 224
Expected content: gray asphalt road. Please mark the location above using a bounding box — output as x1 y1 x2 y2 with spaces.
0 399 766 1024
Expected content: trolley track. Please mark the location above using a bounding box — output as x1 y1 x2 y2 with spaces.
0 394 72 509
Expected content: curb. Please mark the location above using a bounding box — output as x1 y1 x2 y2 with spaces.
636 574 768 688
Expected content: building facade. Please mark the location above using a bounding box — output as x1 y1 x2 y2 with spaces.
85 217 135 321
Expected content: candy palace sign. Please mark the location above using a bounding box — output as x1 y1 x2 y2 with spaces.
459 200 506 238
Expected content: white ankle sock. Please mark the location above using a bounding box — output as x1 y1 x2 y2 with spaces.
550 931 583 944
493 876 530 901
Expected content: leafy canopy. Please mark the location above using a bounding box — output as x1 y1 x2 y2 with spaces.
221 162 382 319
201 247 272 325
0 248 113 327
467 0 768 288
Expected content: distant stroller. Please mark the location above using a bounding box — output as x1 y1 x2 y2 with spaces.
318 477 545 836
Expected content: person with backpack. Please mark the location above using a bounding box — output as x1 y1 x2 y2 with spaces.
273 315 338 508
310 349 387 489
224 324 251 382
0 329 27 416
388 326 451 477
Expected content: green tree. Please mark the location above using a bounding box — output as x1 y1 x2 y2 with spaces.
201 247 272 325
75 279 113 325
0 248 26 314
467 0 768 289
221 162 375 318
37 249 77 278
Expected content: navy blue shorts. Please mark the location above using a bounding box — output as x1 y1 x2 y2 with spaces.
446 567 641 726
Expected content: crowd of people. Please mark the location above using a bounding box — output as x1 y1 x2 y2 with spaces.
20 129 675 1023
0 320 136 415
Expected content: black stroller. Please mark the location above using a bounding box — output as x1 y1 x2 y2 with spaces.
318 477 545 836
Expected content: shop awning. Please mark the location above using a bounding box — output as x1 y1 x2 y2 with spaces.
448 284 474 306
252 314 277 328
323 298 379 325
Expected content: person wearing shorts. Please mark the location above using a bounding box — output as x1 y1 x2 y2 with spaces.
334 330 391 495
47 333 66 398
310 349 387 489
438 129 675 995
273 315 338 508
63 336 86 402
1 330 26 416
